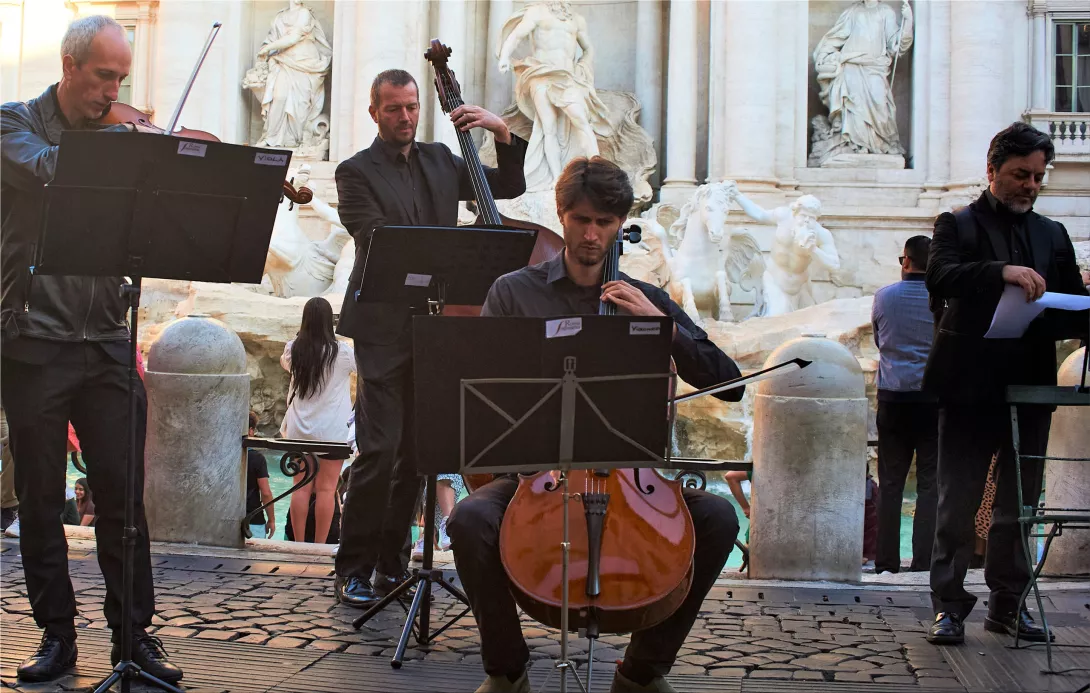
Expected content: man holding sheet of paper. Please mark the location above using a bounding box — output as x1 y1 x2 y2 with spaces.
922 123 1089 647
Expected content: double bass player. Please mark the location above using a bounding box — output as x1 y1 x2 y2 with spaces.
332 69 529 607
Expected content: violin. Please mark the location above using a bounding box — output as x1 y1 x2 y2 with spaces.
92 101 313 207
497 224 696 635
425 39 565 494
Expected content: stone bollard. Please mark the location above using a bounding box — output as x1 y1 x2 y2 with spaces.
144 314 250 547
749 337 868 581
1044 347 1090 575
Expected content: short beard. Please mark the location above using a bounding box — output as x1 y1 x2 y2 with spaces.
995 189 1034 214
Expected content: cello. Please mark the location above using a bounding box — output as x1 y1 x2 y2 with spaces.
497 225 696 636
424 39 565 492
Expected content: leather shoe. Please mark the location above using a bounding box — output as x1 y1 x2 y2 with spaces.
375 570 418 602
335 575 380 607
17 632 77 682
985 607 1055 642
926 612 965 644
111 635 183 683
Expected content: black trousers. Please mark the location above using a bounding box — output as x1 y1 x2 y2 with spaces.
930 404 1050 619
875 400 938 573
448 477 738 679
0 343 154 640
336 342 422 578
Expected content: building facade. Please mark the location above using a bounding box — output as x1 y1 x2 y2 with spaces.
2 0 1087 303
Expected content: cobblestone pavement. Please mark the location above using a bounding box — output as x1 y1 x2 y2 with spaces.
3 538 1090 692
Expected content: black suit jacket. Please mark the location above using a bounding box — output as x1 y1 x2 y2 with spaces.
922 192 1088 404
335 135 528 353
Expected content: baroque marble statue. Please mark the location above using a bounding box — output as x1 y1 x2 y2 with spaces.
243 0 332 160
498 0 610 192
630 184 764 326
811 0 913 167
727 184 841 317
262 165 351 299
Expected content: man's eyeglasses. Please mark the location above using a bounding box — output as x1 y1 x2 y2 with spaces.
898 256 905 264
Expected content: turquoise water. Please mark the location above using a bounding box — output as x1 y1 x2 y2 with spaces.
64 457 919 569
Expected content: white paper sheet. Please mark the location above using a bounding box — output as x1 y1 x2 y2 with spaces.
985 284 1090 338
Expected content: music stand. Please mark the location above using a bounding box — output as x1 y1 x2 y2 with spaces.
414 315 675 693
35 130 290 693
348 224 538 668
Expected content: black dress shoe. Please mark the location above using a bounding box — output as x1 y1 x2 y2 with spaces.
17 632 77 682
375 570 418 602
984 607 1055 642
926 612 965 644
335 575 380 607
111 635 183 683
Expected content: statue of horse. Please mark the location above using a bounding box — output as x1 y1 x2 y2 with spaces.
632 183 764 325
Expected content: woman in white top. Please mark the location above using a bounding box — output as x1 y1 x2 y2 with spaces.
280 297 356 544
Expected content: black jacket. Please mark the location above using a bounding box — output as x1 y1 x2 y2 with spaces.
1 85 132 357
334 135 528 353
922 192 1088 404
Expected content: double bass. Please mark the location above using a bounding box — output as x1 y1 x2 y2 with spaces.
424 40 565 493
498 226 696 635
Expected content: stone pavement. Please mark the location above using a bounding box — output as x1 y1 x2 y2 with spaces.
2 535 1090 692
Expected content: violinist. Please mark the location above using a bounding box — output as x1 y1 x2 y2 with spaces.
0 16 181 684
333 69 528 607
447 157 743 693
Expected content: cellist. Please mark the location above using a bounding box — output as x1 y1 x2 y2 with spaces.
332 69 528 608
448 157 744 693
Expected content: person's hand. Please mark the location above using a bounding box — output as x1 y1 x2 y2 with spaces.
1081 269 1090 287
1002 264 1046 302
741 505 750 519
601 281 666 317
265 520 275 539
257 45 271 59
450 104 511 144
798 230 817 250
498 57 512 74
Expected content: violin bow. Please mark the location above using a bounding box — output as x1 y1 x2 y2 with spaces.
671 358 812 404
165 21 222 135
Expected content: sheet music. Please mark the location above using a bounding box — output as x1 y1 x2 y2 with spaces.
984 284 1090 339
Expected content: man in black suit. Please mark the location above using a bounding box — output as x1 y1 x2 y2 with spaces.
332 69 528 606
924 123 1089 645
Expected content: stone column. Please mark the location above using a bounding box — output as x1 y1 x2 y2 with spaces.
921 0 951 204
660 0 699 204
946 0 1010 201
750 337 868 581
431 0 468 152
151 0 252 143
330 0 428 162
720 0 778 192
145 315 250 548
1044 349 1090 576
484 0 514 116
635 0 664 187
1029 9 1049 112
705 0 727 182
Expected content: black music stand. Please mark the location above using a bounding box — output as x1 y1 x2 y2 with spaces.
348 224 538 669
36 130 290 693
414 315 675 693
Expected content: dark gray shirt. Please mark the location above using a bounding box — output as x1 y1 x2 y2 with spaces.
376 138 435 226
481 251 746 402
984 188 1033 268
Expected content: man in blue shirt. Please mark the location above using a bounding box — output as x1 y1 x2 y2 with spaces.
871 235 938 574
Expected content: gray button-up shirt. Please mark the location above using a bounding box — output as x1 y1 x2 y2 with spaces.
481 251 745 402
